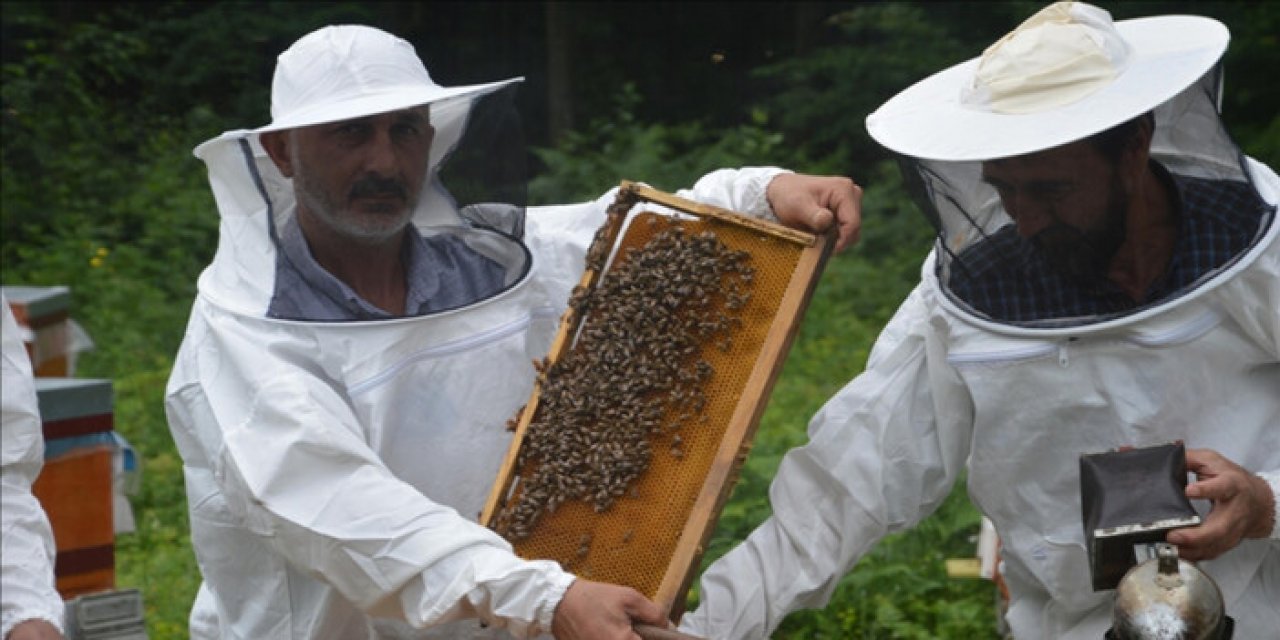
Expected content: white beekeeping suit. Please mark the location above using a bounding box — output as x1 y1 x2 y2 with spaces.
682 3 1280 639
1 292 66 638
165 24 785 640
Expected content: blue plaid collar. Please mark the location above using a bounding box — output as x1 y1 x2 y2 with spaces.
945 167 1272 325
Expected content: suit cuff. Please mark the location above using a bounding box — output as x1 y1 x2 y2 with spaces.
536 572 577 633
1258 470 1280 539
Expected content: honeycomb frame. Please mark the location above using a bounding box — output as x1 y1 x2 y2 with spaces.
481 180 835 616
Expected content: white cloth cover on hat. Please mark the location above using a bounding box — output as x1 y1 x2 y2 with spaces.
962 1 1131 114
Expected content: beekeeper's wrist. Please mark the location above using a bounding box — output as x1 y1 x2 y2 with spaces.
679 167 788 223
1258 470 1280 539
752 167 789 223
536 570 576 633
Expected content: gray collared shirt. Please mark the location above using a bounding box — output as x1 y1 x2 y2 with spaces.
267 214 509 321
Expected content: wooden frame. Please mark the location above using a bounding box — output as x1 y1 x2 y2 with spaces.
481 180 835 617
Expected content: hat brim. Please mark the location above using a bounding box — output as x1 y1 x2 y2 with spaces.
253 77 523 134
865 15 1229 161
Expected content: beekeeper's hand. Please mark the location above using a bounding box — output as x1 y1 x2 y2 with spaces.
551 578 668 640
767 173 863 252
1167 448 1277 561
7 619 64 640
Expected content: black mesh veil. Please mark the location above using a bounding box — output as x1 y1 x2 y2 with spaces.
433 83 527 239
898 65 1275 329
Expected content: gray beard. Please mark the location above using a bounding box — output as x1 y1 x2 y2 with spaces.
295 180 413 245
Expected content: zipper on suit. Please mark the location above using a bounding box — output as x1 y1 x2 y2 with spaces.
1058 337 1077 368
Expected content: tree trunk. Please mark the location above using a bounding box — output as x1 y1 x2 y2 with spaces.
545 1 574 142
793 1 824 56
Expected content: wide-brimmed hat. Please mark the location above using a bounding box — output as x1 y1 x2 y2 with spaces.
865 2 1229 162
256 24 520 133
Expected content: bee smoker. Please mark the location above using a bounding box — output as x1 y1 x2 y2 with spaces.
1106 543 1232 639
1078 442 1235 639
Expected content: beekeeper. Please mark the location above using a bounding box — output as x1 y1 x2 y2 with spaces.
2 294 66 640
681 3 1279 639
164 24 861 640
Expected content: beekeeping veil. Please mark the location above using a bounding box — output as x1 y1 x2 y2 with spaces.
192 25 528 319
866 1 1275 330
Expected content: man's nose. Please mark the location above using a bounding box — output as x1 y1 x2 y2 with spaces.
1008 198 1052 239
362 130 399 175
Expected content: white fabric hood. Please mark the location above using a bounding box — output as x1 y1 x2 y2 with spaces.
192 24 529 319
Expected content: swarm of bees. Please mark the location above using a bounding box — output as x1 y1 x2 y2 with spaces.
491 221 755 541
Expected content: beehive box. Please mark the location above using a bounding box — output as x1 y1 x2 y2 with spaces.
481 181 833 615
3 285 76 377
31 377 117 599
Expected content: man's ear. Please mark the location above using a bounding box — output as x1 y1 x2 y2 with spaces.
259 130 294 177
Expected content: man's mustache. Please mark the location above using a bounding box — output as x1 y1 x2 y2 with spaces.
349 175 408 200
1030 221 1124 284
1031 222 1088 247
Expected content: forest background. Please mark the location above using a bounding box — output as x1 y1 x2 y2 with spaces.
2 1 1276 638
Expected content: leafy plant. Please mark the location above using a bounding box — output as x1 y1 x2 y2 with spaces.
529 82 804 204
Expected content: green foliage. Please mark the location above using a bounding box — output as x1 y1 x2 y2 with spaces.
109 368 201 638
752 4 967 176
747 2 1040 179
770 488 994 639
529 83 801 204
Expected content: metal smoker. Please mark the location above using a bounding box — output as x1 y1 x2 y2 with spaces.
1107 543 1232 640
1079 442 1234 639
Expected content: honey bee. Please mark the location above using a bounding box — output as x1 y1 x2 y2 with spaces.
492 220 756 540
